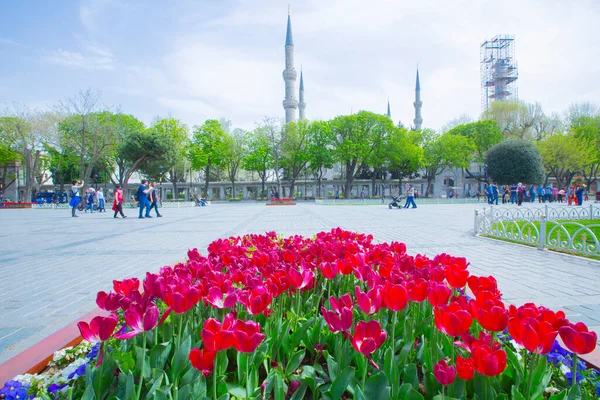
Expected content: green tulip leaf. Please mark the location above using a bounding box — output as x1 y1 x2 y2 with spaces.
290 383 308 400
363 371 391 400
398 383 424 400
548 390 567 400
327 366 355 400
286 349 306 376
172 335 192 382
149 343 172 370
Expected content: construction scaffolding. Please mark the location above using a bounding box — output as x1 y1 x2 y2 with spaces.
480 34 518 111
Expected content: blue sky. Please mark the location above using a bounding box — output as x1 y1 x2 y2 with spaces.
1 0 599 131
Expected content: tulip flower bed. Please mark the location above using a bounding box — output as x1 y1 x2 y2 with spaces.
1 201 34 209
3 229 600 399
267 198 296 206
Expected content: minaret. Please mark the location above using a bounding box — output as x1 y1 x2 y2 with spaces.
299 69 306 120
413 69 423 130
386 99 391 118
282 12 298 124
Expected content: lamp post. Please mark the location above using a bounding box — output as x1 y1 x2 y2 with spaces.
304 168 308 201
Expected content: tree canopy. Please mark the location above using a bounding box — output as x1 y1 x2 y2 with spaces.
485 139 544 185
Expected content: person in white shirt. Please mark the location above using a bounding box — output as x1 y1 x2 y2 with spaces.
96 187 106 212
403 184 417 209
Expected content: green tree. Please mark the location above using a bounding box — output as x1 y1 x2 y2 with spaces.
222 128 248 198
281 120 311 198
421 130 475 196
538 133 595 188
148 118 189 196
118 130 177 193
485 139 544 185
331 111 395 199
0 106 57 200
0 135 21 198
386 128 423 190
243 127 273 198
305 120 334 197
570 115 600 188
188 119 229 198
448 120 503 182
481 100 542 140
44 144 80 192
108 114 146 185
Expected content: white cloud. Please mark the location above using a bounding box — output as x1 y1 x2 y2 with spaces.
42 38 116 70
0 38 22 47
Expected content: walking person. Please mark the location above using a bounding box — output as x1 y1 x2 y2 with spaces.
576 185 584 206
510 184 517 204
536 185 544 203
517 183 525 206
137 180 153 219
69 180 84 217
97 187 106 212
545 185 553 203
148 182 163 217
491 183 499 205
403 184 417 209
85 187 96 213
529 186 536 203
112 184 126 218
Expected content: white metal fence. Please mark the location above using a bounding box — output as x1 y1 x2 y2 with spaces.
316 198 482 206
474 205 600 257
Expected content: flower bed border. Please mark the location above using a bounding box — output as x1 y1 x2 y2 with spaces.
0 309 107 385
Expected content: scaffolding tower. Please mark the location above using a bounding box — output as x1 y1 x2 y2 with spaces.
480 34 518 111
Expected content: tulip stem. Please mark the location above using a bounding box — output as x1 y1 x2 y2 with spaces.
246 355 250 400
441 385 445 400
96 342 104 399
525 352 535 399
571 353 577 387
362 355 368 388
137 333 147 399
213 354 218 400
389 311 397 398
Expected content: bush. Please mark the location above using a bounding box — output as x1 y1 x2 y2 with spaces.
485 139 544 185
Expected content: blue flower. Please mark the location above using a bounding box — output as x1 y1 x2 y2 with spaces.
0 380 31 400
47 383 68 394
67 363 87 380
86 343 100 360
565 370 584 384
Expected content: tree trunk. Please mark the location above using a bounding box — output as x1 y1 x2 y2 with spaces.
344 178 354 199
371 174 377 198
231 179 235 198
289 180 296 199
204 166 210 198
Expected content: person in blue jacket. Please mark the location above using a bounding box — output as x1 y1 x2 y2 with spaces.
536 185 544 203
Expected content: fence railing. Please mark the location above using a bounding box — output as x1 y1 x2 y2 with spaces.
316 197 482 205
29 201 199 210
474 205 600 257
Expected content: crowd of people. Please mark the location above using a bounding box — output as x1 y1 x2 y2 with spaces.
481 183 587 207
68 179 164 218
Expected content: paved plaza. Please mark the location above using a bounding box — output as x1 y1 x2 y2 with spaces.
0 202 599 363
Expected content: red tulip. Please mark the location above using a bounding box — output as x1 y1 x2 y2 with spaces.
231 319 265 353
189 348 216 377
77 315 118 343
355 286 383 315
349 320 387 355
321 295 353 332
201 315 236 351
206 287 238 309
559 322 597 355
406 278 429 302
446 265 469 289
382 282 408 311
245 286 273 315
113 278 140 296
456 356 475 380
428 282 451 307
470 294 508 332
434 302 473 337
114 302 160 339
508 304 559 355
289 267 314 291
433 360 456 385
467 276 501 299
471 343 507 377
96 291 124 312
163 282 202 314
143 272 165 299
319 261 338 280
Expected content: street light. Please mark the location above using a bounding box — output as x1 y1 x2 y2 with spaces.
381 173 385 204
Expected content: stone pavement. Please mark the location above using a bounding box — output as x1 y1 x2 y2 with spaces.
0 202 599 363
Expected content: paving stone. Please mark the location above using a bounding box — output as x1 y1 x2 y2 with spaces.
1 202 599 363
